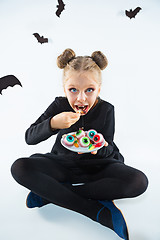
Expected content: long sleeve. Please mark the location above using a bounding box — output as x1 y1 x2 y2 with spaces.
25 98 61 145
96 105 115 158
24 96 124 165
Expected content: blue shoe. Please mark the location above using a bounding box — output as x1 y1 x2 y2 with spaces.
97 200 129 240
26 182 71 208
26 192 45 208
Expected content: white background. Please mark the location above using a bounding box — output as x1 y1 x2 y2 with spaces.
0 0 160 239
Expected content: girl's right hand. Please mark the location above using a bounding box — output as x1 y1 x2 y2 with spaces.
50 111 81 130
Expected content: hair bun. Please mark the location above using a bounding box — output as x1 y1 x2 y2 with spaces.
91 51 108 70
57 48 76 69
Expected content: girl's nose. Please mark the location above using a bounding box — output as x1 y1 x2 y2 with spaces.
77 92 86 102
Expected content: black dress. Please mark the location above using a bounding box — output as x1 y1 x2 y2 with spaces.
25 96 124 168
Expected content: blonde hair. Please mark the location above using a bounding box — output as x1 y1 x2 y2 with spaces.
57 48 108 87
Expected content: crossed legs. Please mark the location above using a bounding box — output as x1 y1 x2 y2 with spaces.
11 156 148 240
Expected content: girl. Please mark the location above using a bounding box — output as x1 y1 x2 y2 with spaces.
11 49 148 240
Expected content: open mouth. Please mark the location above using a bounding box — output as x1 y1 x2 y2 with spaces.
75 105 89 114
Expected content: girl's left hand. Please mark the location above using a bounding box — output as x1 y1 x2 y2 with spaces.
78 141 108 155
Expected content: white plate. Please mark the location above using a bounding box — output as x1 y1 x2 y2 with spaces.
61 131 105 153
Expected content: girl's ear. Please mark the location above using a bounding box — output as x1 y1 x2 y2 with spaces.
98 87 101 95
63 87 67 97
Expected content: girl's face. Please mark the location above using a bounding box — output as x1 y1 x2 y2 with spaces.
64 71 101 115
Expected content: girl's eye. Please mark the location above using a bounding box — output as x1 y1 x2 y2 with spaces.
69 88 77 93
69 88 94 93
86 88 94 93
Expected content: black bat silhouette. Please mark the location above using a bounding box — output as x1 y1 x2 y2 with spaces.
33 33 48 44
125 7 142 19
56 0 65 17
0 75 22 95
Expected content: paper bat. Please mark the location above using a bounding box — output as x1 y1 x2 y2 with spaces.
33 33 48 44
125 7 142 19
56 0 65 17
0 75 22 95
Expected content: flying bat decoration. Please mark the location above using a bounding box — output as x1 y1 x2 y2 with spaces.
0 75 22 95
33 33 48 44
56 0 65 17
125 7 142 19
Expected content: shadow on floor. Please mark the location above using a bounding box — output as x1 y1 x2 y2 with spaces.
38 204 125 240
38 203 86 223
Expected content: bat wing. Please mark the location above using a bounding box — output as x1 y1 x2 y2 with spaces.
56 0 65 17
33 33 48 44
56 8 61 17
33 33 43 43
125 9 133 19
133 7 142 16
42 37 48 43
33 33 40 40
0 75 22 95
58 0 65 7
125 10 129 17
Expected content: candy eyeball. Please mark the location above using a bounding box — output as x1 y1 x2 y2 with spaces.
93 133 104 144
76 129 85 139
79 136 90 147
87 129 97 140
63 135 75 146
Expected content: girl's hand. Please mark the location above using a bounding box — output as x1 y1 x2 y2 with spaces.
50 112 81 130
78 141 108 155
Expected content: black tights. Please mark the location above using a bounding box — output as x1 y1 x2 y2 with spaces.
11 156 148 220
